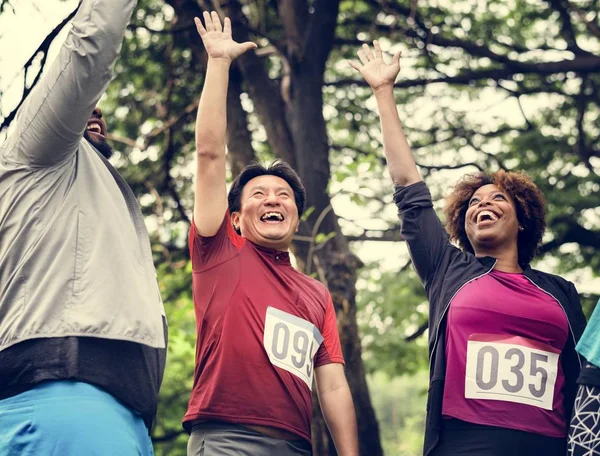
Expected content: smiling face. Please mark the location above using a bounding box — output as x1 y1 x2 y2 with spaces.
231 175 299 251
464 184 520 255
83 107 113 159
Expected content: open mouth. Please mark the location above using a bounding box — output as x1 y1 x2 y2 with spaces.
260 212 285 223
476 210 499 225
86 120 105 138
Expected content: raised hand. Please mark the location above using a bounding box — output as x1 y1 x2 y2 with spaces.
349 41 401 92
194 11 257 63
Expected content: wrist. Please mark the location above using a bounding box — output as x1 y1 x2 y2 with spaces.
372 83 395 95
207 57 233 68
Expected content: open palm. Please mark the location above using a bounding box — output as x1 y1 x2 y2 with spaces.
195 11 257 62
349 41 401 91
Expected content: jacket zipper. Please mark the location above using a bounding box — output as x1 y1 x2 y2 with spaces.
522 275 582 368
429 260 497 366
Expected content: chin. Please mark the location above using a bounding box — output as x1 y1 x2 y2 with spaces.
84 131 114 159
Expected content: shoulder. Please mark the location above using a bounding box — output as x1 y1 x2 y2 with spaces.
526 267 579 307
301 271 330 294
528 267 574 290
294 270 331 305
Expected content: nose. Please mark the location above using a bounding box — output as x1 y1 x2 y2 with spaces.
92 107 103 119
264 192 280 206
478 195 493 207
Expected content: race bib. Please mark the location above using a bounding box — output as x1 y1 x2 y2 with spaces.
465 334 560 410
263 306 323 389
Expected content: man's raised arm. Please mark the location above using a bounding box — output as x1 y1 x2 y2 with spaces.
192 12 256 236
2 0 137 167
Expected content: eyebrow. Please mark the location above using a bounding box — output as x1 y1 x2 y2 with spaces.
249 186 291 192
471 190 506 199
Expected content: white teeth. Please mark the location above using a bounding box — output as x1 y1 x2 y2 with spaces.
477 210 498 223
261 212 284 221
87 123 102 133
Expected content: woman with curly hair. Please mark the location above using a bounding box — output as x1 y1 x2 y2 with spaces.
350 42 586 456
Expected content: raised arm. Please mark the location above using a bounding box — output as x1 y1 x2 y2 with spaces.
3 0 137 167
192 12 256 236
349 41 421 187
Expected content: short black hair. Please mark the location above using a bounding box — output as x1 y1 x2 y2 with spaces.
228 160 306 226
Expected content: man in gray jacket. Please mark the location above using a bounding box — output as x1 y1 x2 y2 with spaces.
0 0 166 454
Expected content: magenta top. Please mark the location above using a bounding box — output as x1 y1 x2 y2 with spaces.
442 269 569 437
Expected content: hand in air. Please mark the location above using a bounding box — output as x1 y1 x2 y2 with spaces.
349 41 401 91
194 11 257 63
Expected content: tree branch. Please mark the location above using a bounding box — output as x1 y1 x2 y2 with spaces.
326 55 600 90
0 4 79 131
405 321 428 342
539 222 600 255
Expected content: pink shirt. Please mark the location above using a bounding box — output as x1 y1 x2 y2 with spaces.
442 269 569 437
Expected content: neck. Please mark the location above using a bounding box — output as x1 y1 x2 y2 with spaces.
475 246 522 273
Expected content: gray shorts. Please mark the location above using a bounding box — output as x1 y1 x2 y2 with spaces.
187 422 312 456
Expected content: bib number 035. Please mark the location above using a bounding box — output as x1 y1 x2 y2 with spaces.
263 306 323 389
464 335 560 410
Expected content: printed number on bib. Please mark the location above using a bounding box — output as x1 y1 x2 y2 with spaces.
465 334 560 410
263 306 323 389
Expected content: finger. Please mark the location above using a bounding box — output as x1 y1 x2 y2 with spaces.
362 43 374 61
203 11 213 32
194 17 207 37
211 11 222 32
240 42 258 54
357 49 368 65
347 60 361 72
373 40 383 60
223 17 232 36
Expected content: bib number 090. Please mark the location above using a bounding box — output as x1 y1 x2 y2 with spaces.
263 306 323 389
271 322 315 378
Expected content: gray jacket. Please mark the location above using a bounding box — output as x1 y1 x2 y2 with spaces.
0 0 165 351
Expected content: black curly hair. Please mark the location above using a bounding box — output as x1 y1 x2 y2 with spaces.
444 170 546 266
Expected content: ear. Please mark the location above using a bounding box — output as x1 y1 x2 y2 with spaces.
231 211 241 231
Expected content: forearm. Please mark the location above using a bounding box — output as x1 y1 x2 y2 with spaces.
374 86 421 187
7 0 137 166
195 59 231 158
319 383 359 456
192 58 230 235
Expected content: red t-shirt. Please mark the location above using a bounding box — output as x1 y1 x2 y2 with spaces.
183 213 344 442
443 269 569 437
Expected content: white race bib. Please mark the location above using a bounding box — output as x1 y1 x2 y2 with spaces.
465 334 560 410
263 306 323 389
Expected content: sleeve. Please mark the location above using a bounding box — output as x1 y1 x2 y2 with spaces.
314 294 345 367
393 181 459 293
188 211 245 272
1 0 137 167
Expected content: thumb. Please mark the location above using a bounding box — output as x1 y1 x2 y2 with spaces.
240 41 258 53
392 51 402 67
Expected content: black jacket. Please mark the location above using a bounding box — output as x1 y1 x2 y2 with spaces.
394 182 587 456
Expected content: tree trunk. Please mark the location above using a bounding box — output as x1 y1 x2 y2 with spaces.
167 1 383 454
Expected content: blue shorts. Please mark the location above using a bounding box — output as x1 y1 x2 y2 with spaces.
0 380 154 456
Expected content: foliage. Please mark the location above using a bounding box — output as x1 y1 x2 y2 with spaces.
367 371 428 456
1 0 599 454
357 265 429 376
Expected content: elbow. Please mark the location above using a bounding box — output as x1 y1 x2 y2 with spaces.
196 143 224 161
389 173 422 188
